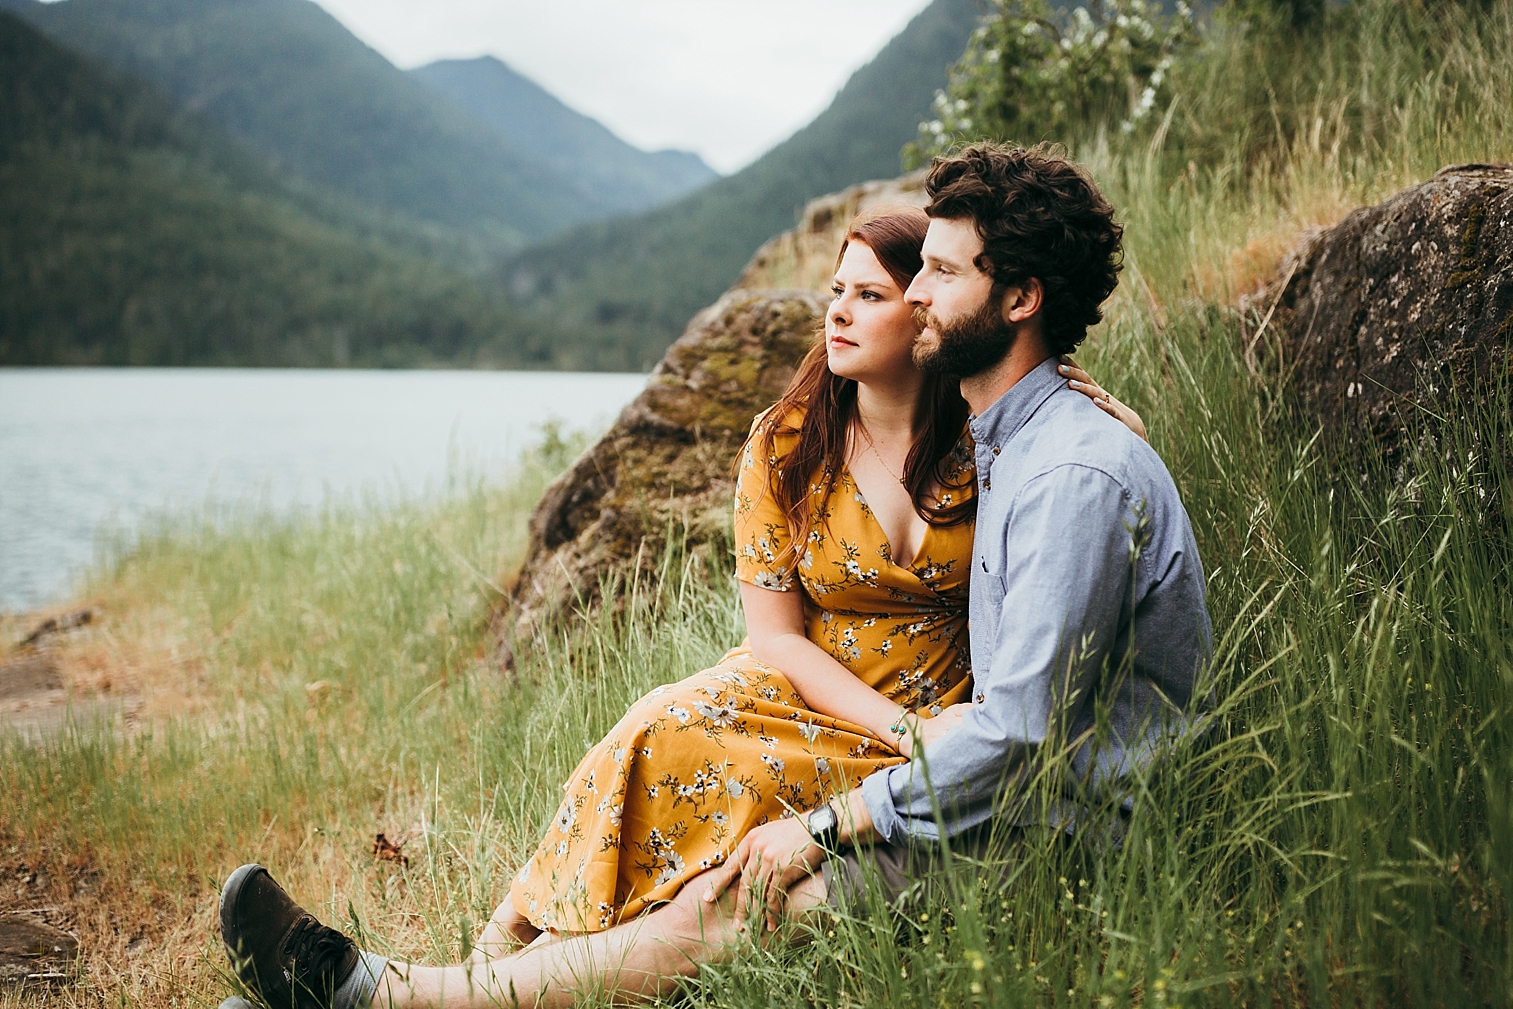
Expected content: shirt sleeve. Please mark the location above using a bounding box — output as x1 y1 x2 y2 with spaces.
732 417 797 591
861 463 1139 842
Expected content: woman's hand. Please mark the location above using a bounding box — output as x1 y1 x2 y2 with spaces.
724 816 824 933
1059 355 1148 442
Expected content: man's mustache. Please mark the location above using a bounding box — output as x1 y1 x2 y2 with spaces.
912 306 939 333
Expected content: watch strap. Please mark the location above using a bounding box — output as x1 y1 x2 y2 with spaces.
805 803 841 850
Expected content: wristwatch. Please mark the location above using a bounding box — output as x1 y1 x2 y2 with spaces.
804 802 841 851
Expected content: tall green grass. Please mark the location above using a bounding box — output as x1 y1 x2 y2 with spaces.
3 1 1511 1006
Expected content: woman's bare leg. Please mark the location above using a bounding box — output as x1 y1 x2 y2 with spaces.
375 867 827 1009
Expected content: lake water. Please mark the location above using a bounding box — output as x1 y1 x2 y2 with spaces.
0 369 647 613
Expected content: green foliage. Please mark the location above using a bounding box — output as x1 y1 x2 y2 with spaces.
1236 0 1327 28
506 0 983 372
908 0 1196 163
1154 0 1513 179
918 0 1512 190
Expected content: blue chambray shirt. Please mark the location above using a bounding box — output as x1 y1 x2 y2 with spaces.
860 357 1213 842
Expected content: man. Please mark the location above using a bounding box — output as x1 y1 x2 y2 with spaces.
727 142 1210 920
217 143 1211 1009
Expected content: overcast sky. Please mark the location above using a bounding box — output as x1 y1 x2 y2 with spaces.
310 0 936 174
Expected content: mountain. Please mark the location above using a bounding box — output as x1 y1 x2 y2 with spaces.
411 56 717 218
506 0 983 371
9 0 609 250
0 11 552 368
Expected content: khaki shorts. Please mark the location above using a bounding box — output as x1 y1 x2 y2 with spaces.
821 823 1050 911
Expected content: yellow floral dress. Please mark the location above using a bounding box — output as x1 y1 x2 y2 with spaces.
509 408 977 932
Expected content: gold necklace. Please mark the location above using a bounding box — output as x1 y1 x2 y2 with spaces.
857 424 905 484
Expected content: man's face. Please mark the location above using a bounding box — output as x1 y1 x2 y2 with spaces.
905 217 1014 378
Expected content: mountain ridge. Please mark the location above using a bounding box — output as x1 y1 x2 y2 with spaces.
9 0 607 248
411 56 717 219
506 0 983 371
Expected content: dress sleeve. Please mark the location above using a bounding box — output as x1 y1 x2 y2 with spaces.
732 415 796 592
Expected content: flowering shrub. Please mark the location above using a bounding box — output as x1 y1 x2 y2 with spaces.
908 0 1195 162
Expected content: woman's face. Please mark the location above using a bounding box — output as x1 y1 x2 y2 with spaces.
825 241 922 386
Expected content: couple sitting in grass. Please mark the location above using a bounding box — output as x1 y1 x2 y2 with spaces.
218 143 1213 1009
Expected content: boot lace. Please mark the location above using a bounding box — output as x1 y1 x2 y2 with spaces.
282 915 353 993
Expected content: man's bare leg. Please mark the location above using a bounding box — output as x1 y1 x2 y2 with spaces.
375 867 828 1009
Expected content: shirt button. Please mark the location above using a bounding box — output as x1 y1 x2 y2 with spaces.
992 446 1001 455
975 692 986 704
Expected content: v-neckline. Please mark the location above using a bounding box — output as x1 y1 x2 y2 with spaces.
842 464 930 573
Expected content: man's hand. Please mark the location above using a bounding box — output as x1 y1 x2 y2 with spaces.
724 816 822 933
899 702 970 757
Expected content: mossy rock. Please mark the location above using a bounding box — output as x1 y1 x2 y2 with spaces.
735 172 926 293
497 289 828 664
1247 163 1513 459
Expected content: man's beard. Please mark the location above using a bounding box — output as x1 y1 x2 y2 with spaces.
912 287 1015 378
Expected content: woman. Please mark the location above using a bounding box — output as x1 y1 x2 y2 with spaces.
218 209 1143 1008
505 209 977 938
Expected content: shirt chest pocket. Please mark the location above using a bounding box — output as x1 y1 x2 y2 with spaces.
977 551 1008 595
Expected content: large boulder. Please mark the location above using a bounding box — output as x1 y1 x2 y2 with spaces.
1248 163 1513 457
498 289 828 661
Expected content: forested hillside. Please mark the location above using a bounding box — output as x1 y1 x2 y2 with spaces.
9 0 606 249
505 0 982 371
0 0 987 370
0 12 553 368
412 56 717 219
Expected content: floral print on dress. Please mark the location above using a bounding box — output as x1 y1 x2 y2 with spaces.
510 406 977 933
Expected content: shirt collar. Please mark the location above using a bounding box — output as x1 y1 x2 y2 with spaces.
967 356 1064 452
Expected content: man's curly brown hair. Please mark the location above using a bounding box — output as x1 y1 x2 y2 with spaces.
924 142 1124 357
